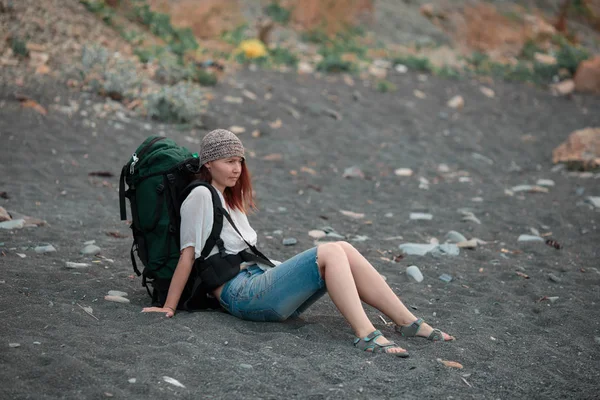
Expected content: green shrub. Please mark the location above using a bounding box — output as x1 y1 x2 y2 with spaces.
316 54 355 73
192 69 218 86
392 55 431 72
222 24 249 46
10 36 29 57
265 2 291 24
81 44 108 73
376 80 396 93
270 47 298 67
102 59 140 99
155 52 188 84
520 40 543 60
433 65 463 80
144 81 206 124
133 45 166 63
80 0 115 24
556 43 589 74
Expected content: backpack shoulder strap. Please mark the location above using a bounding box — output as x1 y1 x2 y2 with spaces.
179 180 224 260
221 210 275 267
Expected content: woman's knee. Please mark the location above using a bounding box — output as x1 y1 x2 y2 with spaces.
335 241 355 252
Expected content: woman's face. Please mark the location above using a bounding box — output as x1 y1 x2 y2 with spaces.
205 157 243 191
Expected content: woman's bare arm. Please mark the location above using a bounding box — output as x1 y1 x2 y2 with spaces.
142 247 195 317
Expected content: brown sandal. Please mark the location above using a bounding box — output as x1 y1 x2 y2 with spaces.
395 318 452 341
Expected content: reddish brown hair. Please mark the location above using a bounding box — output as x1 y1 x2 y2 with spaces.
197 161 255 213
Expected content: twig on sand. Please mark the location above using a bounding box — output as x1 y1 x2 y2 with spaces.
77 303 99 321
461 377 472 387
378 315 393 326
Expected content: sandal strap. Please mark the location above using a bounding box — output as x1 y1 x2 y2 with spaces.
395 318 424 337
427 328 445 341
354 330 407 356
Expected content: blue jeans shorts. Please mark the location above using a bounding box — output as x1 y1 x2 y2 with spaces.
218 247 327 322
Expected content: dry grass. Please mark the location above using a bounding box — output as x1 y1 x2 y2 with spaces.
287 0 374 35
145 0 244 39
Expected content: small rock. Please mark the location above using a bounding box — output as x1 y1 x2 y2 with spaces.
518 234 544 242
107 290 128 297
343 166 365 179
573 55 600 94
128 378 137 384
536 179 555 187
552 127 600 171
65 262 90 269
81 244 101 256
0 206 10 222
104 295 130 303
394 168 413 177
229 126 246 134
480 86 495 98
33 341 41 345
548 296 559 303
0 219 25 230
456 239 479 249
472 152 494 165
308 230 327 239
224 96 243 104
395 64 408 73
461 212 481 225
445 231 467 243
447 95 464 109
406 265 424 283
84 240 96 246
585 196 600 208
9 343 20 348
35 244 57 254
548 273 562 283
410 212 433 221
16 253 26 258
239 364 253 369
594 336 600 345
282 238 297 246
550 79 575 96
339 210 365 219
439 273 453 283
413 89 426 99
162 376 185 388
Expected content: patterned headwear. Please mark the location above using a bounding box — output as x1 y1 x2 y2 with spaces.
200 129 245 164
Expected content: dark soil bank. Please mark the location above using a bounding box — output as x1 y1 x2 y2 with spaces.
1 69 600 399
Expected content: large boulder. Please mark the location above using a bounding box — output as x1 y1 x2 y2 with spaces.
552 127 600 171
574 55 600 94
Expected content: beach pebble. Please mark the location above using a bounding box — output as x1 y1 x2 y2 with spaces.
282 238 297 246
162 376 185 388
272 230 283 235
410 212 433 221
107 290 128 297
128 378 136 384
518 234 544 242
239 364 253 369
0 219 25 230
446 231 468 243
16 253 26 258
394 168 413 177
33 341 41 345
461 212 481 224
431 244 460 257
456 239 480 249
548 297 559 303
84 240 96 246
399 243 438 256
104 295 130 303
9 343 20 348
406 266 424 283
385 212 394 218
439 273 453 283
548 274 562 283
594 337 600 345
309 230 327 239
81 244 101 255
65 262 91 269
343 166 365 179
35 245 57 254
585 196 600 208
536 179 555 187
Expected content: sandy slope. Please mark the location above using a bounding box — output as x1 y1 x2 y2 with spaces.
0 69 599 399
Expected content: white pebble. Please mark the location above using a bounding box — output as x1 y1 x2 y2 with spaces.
104 295 130 303
107 290 128 297
9 343 20 348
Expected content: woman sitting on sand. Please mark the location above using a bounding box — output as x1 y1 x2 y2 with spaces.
143 129 454 357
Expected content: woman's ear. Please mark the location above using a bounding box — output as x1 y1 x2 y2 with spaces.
203 161 211 170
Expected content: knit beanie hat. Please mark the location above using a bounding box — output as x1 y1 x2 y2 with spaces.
200 129 245 164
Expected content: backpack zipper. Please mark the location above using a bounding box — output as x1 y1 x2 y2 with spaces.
129 136 165 175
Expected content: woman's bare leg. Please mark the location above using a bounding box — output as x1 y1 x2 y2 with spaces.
317 243 407 354
336 241 454 340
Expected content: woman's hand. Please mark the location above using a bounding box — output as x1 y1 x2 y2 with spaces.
141 306 175 318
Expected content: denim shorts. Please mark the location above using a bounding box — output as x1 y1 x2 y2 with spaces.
218 247 327 322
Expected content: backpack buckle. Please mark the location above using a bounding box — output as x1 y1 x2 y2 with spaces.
166 173 176 184
156 184 164 194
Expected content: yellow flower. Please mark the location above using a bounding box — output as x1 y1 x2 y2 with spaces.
237 39 268 59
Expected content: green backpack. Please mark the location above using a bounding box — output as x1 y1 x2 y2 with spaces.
119 136 201 295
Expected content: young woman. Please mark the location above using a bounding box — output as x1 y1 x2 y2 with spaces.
143 129 455 357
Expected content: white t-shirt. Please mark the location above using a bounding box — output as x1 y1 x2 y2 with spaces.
180 185 258 260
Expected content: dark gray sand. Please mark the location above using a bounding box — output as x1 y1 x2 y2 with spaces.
1 69 599 399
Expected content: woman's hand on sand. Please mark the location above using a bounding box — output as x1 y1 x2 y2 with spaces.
141 307 175 318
